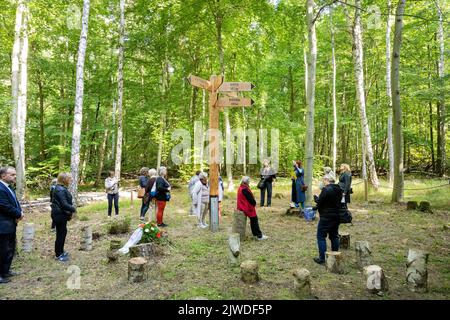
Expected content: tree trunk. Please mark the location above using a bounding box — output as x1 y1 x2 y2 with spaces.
427 45 435 172
156 113 165 170
11 0 28 200
386 0 394 183
364 265 389 294
436 0 446 176
406 249 429 293
330 9 337 174
96 127 108 186
37 75 46 161
69 0 90 205
225 110 234 191
304 0 317 206
391 0 405 203
289 66 295 119
200 89 206 171
352 0 379 190
114 0 125 180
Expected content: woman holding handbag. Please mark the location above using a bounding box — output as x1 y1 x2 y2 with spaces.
51 172 76 262
259 159 276 207
155 166 171 228
291 160 306 209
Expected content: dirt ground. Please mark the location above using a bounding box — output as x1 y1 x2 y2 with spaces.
0 179 449 300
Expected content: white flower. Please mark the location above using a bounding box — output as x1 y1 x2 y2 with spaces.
144 228 150 233
150 227 154 231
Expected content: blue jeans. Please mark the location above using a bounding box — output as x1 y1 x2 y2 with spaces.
260 182 272 206
107 193 119 216
140 199 149 218
316 218 340 262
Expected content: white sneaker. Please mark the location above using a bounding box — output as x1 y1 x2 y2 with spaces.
256 235 268 241
200 223 208 229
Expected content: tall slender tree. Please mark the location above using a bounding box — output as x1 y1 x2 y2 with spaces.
115 0 125 180
436 0 446 176
386 0 394 184
69 0 90 204
330 7 337 174
391 0 406 202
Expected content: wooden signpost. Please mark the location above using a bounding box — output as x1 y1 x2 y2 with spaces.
188 74 255 232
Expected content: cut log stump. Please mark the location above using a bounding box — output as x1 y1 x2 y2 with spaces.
339 232 350 250
325 251 343 274
80 225 93 251
406 201 418 210
364 265 389 294
240 260 259 283
228 233 241 266
406 249 429 293
129 242 162 260
110 239 122 250
128 257 147 283
355 241 372 269
22 223 35 253
232 210 247 241
274 193 284 199
293 268 311 298
418 201 432 213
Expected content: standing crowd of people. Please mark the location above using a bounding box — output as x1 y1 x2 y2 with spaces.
0 160 353 283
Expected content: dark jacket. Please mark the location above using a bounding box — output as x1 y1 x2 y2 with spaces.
155 177 171 202
138 176 149 188
51 184 76 223
338 171 352 195
0 182 22 234
143 177 157 204
315 184 342 221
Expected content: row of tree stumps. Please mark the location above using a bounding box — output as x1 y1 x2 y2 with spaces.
231 211 430 297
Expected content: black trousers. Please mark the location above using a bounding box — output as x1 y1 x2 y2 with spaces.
249 216 263 238
54 220 67 257
107 193 119 216
0 233 16 276
260 182 273 206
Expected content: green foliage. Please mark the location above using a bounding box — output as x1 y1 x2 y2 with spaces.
139 221 162 244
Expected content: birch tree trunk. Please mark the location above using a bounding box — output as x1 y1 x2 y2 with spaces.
114 0 125 180
11 0 28 200
436 0 446 176
156 113 165 170
386 0 394 184
200 89 206 171
304 0 317 206
391 0 406 202
69 0 90 204
352 0 379 190
330 9 337 174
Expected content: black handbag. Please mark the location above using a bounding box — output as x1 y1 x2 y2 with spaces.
338 204 353 224
257 178 265 189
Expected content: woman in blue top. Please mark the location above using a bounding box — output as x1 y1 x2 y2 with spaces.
291 160 306 209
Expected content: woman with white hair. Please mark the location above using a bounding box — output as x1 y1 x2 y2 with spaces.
154 166 171 227
192 172 210 228
141 168 157 221
259 159 276 207
237 176 268 240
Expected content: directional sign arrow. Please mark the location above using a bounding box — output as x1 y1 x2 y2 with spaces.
187 75 210 90
218 82 255 92
217 97 254 107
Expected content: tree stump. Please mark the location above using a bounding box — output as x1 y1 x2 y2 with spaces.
418 201 432 213
364 265 389 294
128 257 147 283
339 232 350 249
325 251 343 274
293 268 311 298
130 242 162 260
80 225 93 251
240 260 259 283
110 239 122 250
274 193 284 199
286 207 302 216
355 241 372 269
406 201 418 210
21 223 35 253
107 240 122 263
232 210 247 241
406 249 429 293
228 233 241 266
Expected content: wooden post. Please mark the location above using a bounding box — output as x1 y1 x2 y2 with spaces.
406 201 418 210
228 233 240 266
406 249 429 293
339 232 350 249
355 241 372 269
232 210 247 240
128 257 147 283
325 251 343 274
364 265 389 294
418 201 432 213
21 223 34 253
240 260 259 283
130 189 134 209
293 268 312 298
80 225 93 251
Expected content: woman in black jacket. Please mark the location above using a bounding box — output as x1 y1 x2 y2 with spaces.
338 164 352 205
51 173 76 262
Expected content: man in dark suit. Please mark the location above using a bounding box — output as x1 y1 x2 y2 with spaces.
0 166 24 284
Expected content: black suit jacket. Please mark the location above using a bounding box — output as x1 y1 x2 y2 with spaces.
0 182 22 234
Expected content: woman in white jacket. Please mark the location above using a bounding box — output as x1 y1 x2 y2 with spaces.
191 172 210 228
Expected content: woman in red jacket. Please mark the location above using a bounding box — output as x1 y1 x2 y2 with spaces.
237 176 268 241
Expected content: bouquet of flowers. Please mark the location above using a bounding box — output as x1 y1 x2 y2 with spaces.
138 221 162 244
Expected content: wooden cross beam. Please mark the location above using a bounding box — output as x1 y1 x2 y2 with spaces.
187 74 255 232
